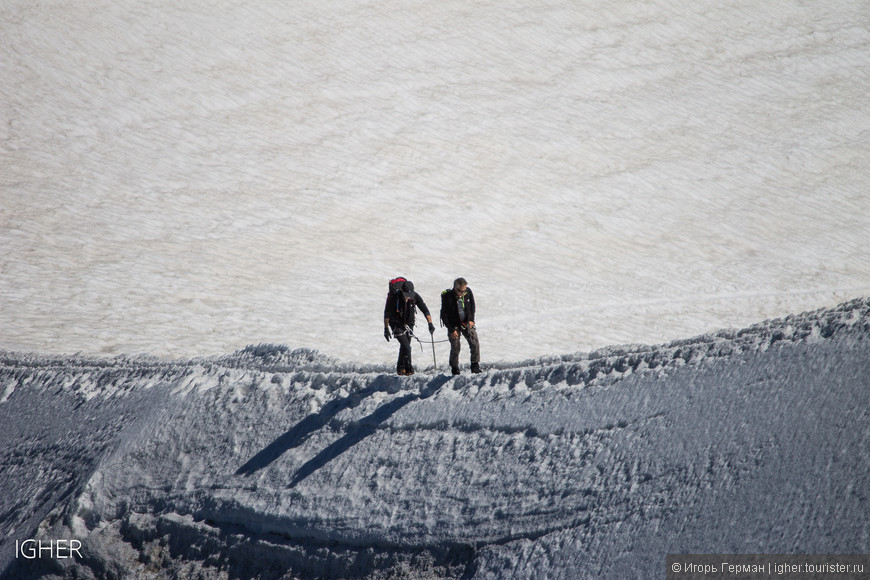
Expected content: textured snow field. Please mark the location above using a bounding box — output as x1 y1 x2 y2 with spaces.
1 299 868 578
2 0 870 365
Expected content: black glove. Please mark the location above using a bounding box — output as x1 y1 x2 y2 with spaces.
384 327 392 341
428 322 435 334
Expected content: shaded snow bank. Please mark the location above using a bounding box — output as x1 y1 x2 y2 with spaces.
1 298 869 578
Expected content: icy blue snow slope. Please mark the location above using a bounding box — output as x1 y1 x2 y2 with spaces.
1 299 869 579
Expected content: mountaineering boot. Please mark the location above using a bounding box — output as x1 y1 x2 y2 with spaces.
451 366 460 376
471 363 481 374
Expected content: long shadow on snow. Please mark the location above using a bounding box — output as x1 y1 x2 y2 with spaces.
236 374 449 480
288 375 450 488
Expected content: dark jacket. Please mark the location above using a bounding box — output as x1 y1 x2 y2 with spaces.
440 287 475 332
384 292 430 329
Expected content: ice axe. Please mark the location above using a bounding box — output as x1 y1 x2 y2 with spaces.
406 325 440 372
430 331 437 371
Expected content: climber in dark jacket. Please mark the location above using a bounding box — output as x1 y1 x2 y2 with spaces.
440 277 481 375
384 280 434 375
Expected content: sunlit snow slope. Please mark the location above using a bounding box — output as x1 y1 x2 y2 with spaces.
1 299 868 578
3 0 870 364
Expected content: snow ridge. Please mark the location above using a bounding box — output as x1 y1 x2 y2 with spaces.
1 298 868 579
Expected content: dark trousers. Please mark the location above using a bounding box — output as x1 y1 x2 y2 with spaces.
449 325 480 370
392 326 414 373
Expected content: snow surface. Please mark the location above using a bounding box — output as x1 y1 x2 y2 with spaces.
1 299 869 578
2 0 870 577
2 0 870 365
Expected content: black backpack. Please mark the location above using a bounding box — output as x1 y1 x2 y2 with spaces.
388 277 407 295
